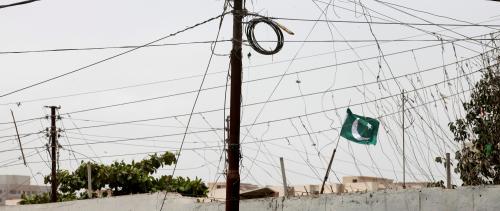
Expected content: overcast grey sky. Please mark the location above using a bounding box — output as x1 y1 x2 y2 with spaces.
1 0 500 188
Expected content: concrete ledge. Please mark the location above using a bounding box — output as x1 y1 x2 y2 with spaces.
2 185 500 211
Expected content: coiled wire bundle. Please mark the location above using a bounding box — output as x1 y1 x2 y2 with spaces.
245 17 284 55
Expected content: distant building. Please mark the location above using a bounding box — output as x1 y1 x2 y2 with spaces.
0 175 50 206
342 176 394 192
207 182 259 200
207 182 258 191
391 181 431 190
206 176 431 201
340 176 430 192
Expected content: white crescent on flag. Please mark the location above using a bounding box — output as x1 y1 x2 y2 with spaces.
352 118 371 141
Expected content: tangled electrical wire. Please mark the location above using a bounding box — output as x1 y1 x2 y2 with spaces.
245 17 285 55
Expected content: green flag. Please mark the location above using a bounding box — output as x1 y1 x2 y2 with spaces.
340 108 380 145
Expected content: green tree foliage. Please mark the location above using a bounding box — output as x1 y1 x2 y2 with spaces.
449 50 500 185
20 192 77 205
21 152 208 204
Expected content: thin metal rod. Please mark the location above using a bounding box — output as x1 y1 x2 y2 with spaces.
320 136 341 194
280 157 288 197
446 153 451 189
402 90 406 189
10 110 26 166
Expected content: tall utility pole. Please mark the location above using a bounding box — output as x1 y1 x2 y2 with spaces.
48 106 59 202
402 91 406 189
226 0 243 210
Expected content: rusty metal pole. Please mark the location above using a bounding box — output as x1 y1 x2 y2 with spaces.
226 0 243 210
49 106 58 202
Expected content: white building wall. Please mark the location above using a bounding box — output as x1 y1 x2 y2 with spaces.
1 186 499 211
0 176 30 186
0 175 50 206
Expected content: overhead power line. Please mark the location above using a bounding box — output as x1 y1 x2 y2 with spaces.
0 27 496 108
0 86 472 161
0 149 218 168
50 67 481 148
0 117 43 125
269 17 500 28
314 0 495 51
57 43 493 116
5 38 497 56
0 0 40 9
0 12 229 98
0 40 232 55
373 0 500 31
0 44 490 129
274 38 500 43
0 131 43 140
170 4 229 178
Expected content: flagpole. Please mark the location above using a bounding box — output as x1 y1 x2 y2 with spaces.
320 135 341 194
324 107 379 194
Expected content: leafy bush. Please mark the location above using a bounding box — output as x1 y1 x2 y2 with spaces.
21 152 208 204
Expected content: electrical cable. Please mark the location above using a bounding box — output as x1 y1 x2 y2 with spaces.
0 87 474 169
268 17 500 28
374 0 500 31
0 55 488 147
0 40 232 55
0 29 496 110
245 17 284 55
0 0 40 9
169 11 227 178
158 4 230 211
0 12 229 98
371 0 494 49
53 50 489 134
316 0 492 52
53 38 484 117
34 49 486 167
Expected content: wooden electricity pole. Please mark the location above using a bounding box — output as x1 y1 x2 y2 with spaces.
48 106 59 202
226 0 243 210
